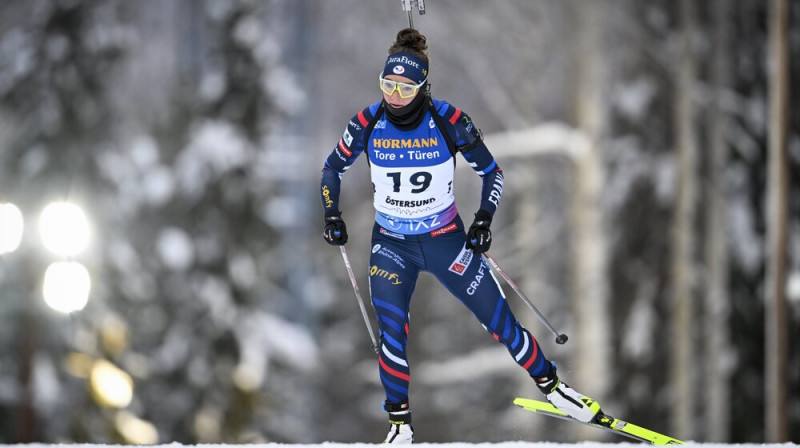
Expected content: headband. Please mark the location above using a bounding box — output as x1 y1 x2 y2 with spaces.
382 51 428 85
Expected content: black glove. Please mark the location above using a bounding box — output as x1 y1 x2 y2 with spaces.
323 211 348 246
466 210 492 253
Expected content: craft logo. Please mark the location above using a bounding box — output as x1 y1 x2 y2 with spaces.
372 244 381 253
448 245 473 276
370 265 402 285
466 258 488 295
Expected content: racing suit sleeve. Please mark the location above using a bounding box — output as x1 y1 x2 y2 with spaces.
437 104 504 216
320 106 376 216
463 143 504 216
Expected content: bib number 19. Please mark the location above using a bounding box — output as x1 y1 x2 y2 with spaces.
387 171 432 193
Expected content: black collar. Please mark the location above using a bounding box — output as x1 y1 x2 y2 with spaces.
383 91 429 131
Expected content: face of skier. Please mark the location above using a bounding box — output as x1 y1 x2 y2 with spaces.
380 74 422 108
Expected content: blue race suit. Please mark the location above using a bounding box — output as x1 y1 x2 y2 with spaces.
320 98 550 404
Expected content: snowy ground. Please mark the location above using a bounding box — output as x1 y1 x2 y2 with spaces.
4 443 799 448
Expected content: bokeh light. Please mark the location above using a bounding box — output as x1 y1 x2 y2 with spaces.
90 359 133 408
42 261 91 313
114 411 158 445
115 411 158 444
39 202 90 256
0 202 24 254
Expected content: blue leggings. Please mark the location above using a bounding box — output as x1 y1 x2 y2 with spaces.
368 217 550 404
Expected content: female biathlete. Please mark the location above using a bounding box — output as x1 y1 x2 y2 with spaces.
320 28 601 444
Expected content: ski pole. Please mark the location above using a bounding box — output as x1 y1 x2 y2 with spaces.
483 252 569 345
339 245 379 353
400 0 425 28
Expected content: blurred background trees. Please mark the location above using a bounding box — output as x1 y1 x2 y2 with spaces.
0 0 798 444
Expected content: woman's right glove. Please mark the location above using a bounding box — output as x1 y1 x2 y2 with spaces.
323 211 348 245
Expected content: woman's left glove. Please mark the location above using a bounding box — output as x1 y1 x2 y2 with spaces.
466 210 492 253
323 211 348 245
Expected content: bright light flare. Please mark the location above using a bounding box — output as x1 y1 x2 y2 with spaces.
90 359 133 408
0 203 24 254
43 261 91 313
115 411 158 444
39 202 90 256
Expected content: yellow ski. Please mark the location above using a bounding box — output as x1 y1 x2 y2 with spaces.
513 397 684 445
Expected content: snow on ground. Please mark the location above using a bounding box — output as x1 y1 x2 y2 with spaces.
5 443 799 448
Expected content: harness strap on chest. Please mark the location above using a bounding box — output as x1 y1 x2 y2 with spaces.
364 104 385 166
427 101 459 157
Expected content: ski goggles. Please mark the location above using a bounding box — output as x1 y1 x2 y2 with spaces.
378 74 427 99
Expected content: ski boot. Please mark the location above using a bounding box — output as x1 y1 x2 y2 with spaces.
534 362 602 423
383 399 414 444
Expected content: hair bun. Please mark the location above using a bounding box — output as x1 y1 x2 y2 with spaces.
394 28 427 53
